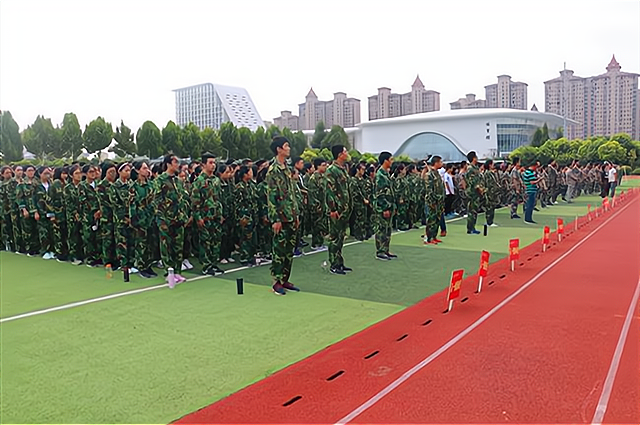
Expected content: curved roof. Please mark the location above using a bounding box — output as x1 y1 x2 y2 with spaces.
358 108 575 127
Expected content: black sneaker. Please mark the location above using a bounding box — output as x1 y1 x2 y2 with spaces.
341 265 353 272
524 220 537 225
330 266 346 275
272 282 286 295
211 266 225 276
145 268 158 277
282 282 300 292
140 270 153 279
385 252 398 259
511 215 521 219
376 254 390 261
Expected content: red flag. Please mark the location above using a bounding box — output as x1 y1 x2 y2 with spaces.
447 269 464 301
557 218 564 234
588 204 591 213
479 250 490 277
543 226 550 245
509 239 520 261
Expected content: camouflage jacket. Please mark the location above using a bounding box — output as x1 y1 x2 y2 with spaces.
16 177 37 213
483 170 501 206
110 179 133 225
235 179 257 224
465 164 485 198
325 162 351 216
191 172 223 222
425 168 445 206
265 158 298 224
97 179 114 224
79 180 100 223
64 182 81 223
154 172 189 225
307 172 327 215
131 179 155 229
34 181 54 217
374 167 395 215
349 175 368 210
50 180 66 221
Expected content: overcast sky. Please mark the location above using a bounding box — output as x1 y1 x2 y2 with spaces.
1 0 639 133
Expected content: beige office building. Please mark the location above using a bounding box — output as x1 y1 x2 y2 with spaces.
544 56 639 139
484 75 528 110
367 76 440 121
294 89 361 130
450 93 487 110
273 110 300 131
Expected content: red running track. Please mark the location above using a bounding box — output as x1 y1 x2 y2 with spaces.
176 194 640 424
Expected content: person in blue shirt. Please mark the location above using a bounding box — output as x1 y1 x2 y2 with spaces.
522 162 541 224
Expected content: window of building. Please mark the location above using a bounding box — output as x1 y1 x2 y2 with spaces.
394 132 467 162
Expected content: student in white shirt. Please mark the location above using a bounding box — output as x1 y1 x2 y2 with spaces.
607 164 617 197
443 163 456 217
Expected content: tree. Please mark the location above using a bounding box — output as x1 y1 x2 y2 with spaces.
321 125 350 150
253 126 271 159
597 140 627 164
311 121 326 149
136 121 163 159
301 148 319 163
162 121 184 158
201 127 223 158
83 117 113 155
509 145 540 167
395 154 413 163
238 127 256 159
291 131 308 158
182 122 203 159
0 111 24 162
577 137 606 163
111 120 137 158
22 115 58 160
59 112 83 160
219 122 240 159
531 128 544 147
318 148 333 161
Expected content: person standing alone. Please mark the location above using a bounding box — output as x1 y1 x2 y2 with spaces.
523 162 541 224
374 152 397 260
464 151 485 235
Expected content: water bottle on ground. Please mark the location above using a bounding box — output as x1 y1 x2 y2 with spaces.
105 264 113 279
167 267 176 289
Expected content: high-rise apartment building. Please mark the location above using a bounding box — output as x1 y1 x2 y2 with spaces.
450 93 487 110
173 83 264 131
484 75 528 110
544 56 639 139
296 89 361 130
367 76 440 121
273 111 300 131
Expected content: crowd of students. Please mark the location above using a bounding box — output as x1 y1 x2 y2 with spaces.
0 136 622 294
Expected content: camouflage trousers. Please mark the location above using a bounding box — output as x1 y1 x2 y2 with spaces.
220 218 236 261
409 200 421 228
396 201 410 230
510 192 522 217
485 206 495 225
11 212 24 252
270 222 297 283
100 220 116 265
237 219 256 264
467 197 482 233
68 219 84 261
21 216 39 253
257 217 272 256
328 216 348 268
350 204 367 241
115 224 135 269
82 220 100 263
197 219 222 270
375 214 392 255
53 219 69 259
133 226 153 270
2 214 15 251
38 217 54 253
310 210 327 247
158 220 184 273
425 202 444 241
365 205 375 239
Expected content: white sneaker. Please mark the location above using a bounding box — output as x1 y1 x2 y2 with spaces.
226 258 235 263
71 259 82 266
130 267 139 274
157 261 164 268
42 252 52 260
220 258 229 264
490 223 499 228
181 259 193 270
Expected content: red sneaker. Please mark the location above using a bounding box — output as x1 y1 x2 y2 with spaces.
440 231 447 237
433 238 443 243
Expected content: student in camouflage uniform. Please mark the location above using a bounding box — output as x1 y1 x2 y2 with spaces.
97 163 117 268
424 156 446 245
307 157 328 249
65 164 84 264
509 157 523 219
218 164 236 264
255 166 272 259
235 165 258 266
16 165 39 255
392 164 409 231
79 165 102 267
292 168 304 257
191 153 225 275
179 168 195 271
407 164 422 229
349 162 368 242
324 145 352 274
0 166 15 251
265 137 300 295
548 160 559 204
131 160 158 279
483 159 500 226
155 155 189 284
374 152 397 260
464 151 485 235
111 163 135 273
364 165 376 239
50 167 69 261
454 162 468 216
292 157 309 249
34 167 55 258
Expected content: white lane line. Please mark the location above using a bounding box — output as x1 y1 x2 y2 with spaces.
333 198 634 425
591 276 640 425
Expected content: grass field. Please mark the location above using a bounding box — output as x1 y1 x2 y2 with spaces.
1 180 636 424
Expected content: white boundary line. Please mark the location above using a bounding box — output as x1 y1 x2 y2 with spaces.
333 198 635 425
590 276 640 425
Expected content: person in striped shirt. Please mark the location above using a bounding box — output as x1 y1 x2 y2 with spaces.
522 162 541 224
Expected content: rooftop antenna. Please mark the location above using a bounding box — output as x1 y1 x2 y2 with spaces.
562 62 567 137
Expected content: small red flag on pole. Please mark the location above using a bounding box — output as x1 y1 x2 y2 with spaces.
477 250 490 293
575 215 578 231
509 239 520 272
587 204 591 221
446 269 464 312
557 218 564 242
542 226 550 252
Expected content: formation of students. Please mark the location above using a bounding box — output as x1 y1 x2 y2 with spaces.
0 136 623 295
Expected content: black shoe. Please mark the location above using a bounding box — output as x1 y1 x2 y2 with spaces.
282 282 300 292
140 270 153 279
511 214 521 219
524 220 537 225
376 254 390 261
534 207 540 212
385 252 398 259
299 240 309 248
145 268 158 277
330 266 346 275
341 265 353 272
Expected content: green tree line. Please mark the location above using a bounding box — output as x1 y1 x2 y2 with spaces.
0 111 357 164
510 133 640 169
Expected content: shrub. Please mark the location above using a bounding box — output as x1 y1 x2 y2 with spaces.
631 168 640 175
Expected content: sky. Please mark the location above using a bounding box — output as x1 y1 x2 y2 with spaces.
1 0 639 133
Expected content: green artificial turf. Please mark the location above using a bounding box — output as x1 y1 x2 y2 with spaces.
0 280 401 424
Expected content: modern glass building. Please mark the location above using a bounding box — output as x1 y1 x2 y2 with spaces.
173 83 264 131
394 132 467 162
